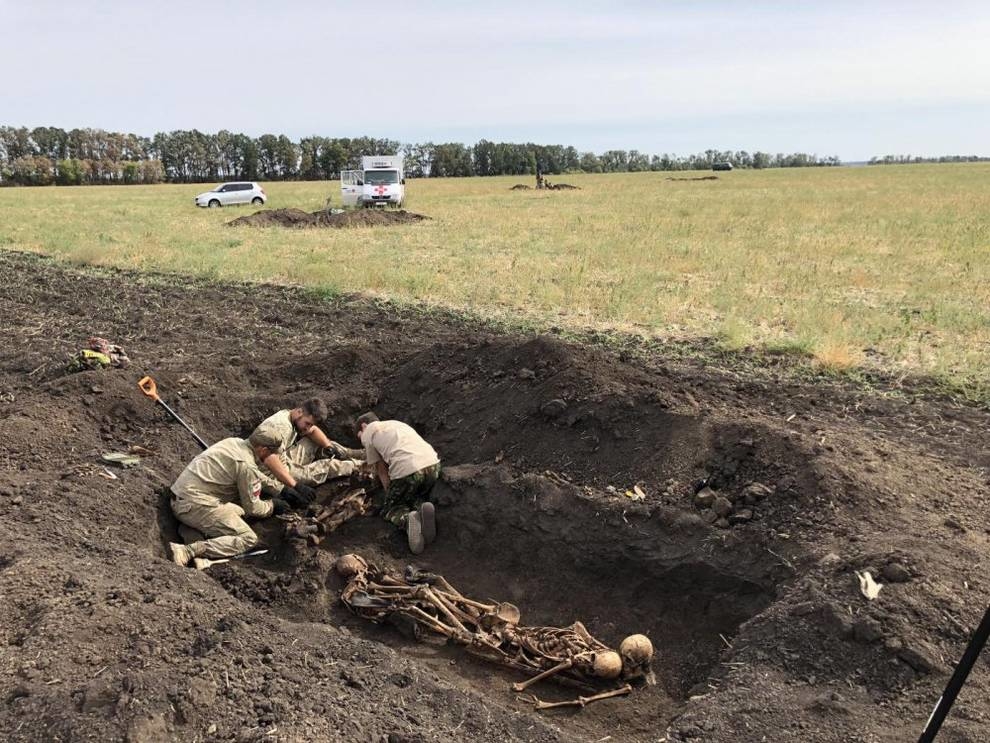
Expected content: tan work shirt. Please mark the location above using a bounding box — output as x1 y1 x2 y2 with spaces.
170 437 273 518
360 420 439 480
252 409 298 459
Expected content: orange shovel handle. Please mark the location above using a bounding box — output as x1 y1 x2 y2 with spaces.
137 376 160 401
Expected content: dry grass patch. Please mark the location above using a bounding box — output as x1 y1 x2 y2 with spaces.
1 165 988 394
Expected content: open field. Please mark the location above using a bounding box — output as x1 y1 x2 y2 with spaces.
1 164 988 395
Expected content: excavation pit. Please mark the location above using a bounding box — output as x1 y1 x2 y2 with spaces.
207 462 782 740
166 337 811 739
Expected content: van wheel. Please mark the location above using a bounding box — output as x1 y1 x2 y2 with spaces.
208 199 221 208
251 197 263 205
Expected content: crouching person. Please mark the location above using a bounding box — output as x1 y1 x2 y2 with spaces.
167 430 291 568
254 398 364 507
355 412 441 555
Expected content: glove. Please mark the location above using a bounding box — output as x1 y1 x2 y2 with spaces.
281 487 309 509
294 483 317 502
271 498 291 515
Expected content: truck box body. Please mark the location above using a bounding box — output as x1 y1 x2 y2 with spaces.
345 155 404 207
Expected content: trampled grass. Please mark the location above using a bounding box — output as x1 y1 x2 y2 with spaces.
2 165 988 395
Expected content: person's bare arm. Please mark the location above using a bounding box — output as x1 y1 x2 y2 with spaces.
264 452 296 488
376 461 390 490
305 426 332 449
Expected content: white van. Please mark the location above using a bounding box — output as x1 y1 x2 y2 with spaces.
341 156 404 208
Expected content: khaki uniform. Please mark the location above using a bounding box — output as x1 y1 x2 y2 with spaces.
361 420 441 526
170 437 273 559
253 410 360 492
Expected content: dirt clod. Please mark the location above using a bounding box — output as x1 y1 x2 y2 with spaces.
881 563 912 583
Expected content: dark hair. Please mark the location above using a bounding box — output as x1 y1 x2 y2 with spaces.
300 398 329 424
354 412 379 434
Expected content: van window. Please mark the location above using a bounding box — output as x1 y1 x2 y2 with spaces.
365 170 399 185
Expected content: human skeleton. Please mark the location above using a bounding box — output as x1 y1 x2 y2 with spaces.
284 488 372 545
334 553 655 710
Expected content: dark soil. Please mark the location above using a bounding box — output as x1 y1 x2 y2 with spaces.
666 176 719 182
228 208 430 229
1 249 989 742
510 185 532 191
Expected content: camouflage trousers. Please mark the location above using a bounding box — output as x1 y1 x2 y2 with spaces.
380 463 441 527
259 437 360 493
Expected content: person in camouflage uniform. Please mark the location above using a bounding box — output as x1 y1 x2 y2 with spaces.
252 398 365 507
355 412 441 554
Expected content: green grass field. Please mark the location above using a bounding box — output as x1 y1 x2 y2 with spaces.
2 166 988 396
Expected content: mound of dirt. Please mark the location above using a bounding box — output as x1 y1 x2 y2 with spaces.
544 183 579 190
1 249 989 742
666 176 719 181
510 184 531 190
228 208 430 229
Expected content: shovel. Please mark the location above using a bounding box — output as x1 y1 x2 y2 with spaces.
193 549 269 570
138 376 210 451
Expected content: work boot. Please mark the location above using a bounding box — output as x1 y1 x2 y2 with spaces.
169 542 194 567
405 510 425 555
419 502 436 545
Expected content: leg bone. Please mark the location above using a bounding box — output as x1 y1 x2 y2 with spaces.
511 658 574 692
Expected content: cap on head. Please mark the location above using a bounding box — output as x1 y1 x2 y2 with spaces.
249 430 282 451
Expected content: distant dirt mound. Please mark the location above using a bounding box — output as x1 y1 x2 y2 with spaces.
666 176 719 182
544 182 579 190
228 208 430 229
510 184 532 190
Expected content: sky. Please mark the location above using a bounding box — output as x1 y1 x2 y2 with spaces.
2 0 989 160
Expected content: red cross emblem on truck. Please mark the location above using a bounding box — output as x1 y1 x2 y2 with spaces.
374 185 387 195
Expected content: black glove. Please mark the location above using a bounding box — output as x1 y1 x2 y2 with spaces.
271 498 291 515
294 483 317 502
281 486 308 509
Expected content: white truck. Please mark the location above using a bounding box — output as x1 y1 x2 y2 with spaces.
341 155 405 208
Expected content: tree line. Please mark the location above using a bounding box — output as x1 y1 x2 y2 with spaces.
0 124 848 186
868 154 990 165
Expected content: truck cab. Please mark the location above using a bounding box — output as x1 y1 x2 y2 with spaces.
341 155 405 208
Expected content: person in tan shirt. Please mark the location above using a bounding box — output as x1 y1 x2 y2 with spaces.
167 430 290 567
355 412 441 554
252 398 364 506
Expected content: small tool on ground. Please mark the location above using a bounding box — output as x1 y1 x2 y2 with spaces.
918 603 990 742
192 549 269 571
138 376 210 450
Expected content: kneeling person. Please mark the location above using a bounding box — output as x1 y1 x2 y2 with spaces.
168 431 290 567
254 398 364 506
355 412 441 555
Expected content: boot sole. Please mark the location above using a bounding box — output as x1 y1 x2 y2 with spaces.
419 502 436 545
406 512 425 555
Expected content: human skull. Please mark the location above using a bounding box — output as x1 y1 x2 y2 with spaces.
334 553 367 578
592 650 623 680
619 634 655 682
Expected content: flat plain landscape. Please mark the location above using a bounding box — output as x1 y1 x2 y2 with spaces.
2 165 989 743
2 164 988 398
